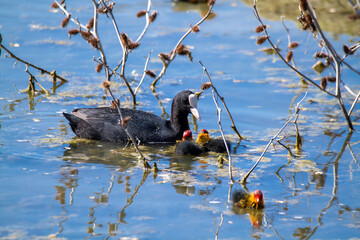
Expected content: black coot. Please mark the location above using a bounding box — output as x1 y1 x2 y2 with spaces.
196 129 231 153
63 90 200 143
175 130 205 155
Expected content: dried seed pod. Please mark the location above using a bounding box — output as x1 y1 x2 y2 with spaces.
191 25 200 33
299 0 308 12
254 25 266 33
145 70 156 78
121 116 131 127
175 44 189 55
128 42 140 50
68 29 80 39
97 6 106 13
286 50 294 62
86 18 94 29
304 13 317 31
111 99 119 109
97 2 115 14
256 36 269 45
50 2 59 9
348 13 359 21
88 37 100 49
343 44 351 54
288 41 299 49
208 0 216 6
187 51 193 62
80 31 92 40
322 76 336 82
95 63 103 73
320 77 327 90
61 14 71 28
136 10 147 18
313 52 328 59
201 82 212 90
102 81 110 89
120 33 129 48
297 14 306 24
158 52 170 61
349 44 358 54
301 22 310 31
148 11 157 23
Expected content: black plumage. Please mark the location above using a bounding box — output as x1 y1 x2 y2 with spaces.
63 90 200 143
175 130 205 155
202 138 231 153
196 129 231 153
175 141 205 155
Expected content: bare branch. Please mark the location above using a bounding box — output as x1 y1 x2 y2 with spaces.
134 51 152 96
1 42 67 83
241 93 307 184
151 2 215 88
199 60 243 141
103 82 150 168
211 90 235 183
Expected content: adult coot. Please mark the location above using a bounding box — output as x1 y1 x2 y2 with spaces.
196 129 231 153
63 90 200 143
232 189 265 209
175 130 205 155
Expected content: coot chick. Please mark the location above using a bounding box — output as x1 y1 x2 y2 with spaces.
196 129 231 153
232 189 265 209
63 90 200 143
175 130 205 155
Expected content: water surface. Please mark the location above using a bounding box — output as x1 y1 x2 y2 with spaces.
0 0 360 239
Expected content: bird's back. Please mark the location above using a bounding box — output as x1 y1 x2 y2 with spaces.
64 107 179 143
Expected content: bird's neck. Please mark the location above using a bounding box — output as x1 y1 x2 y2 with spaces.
171 111 190 135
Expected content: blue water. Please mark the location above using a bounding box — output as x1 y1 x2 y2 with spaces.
1 0 360 239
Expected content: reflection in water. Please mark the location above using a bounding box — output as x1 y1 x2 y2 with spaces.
232 207 265 228
173 1 217 19
242 0 360 36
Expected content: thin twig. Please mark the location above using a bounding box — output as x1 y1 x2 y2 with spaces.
240 93 307 184
90 0 109 81
151 2 215 88
305 1 354 130
99 0 136 107
54 0 91 34
199 60 243 141
134 51 152 95
135 0 152 43
104 83 150 168
348 90 360 116
212 91 235 183
252 1 335 97
1 44 67 82
24 65 50 96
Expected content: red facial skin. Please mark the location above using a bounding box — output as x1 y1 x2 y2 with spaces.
182 130 193 141
253 190 263 204
199 129 209 134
